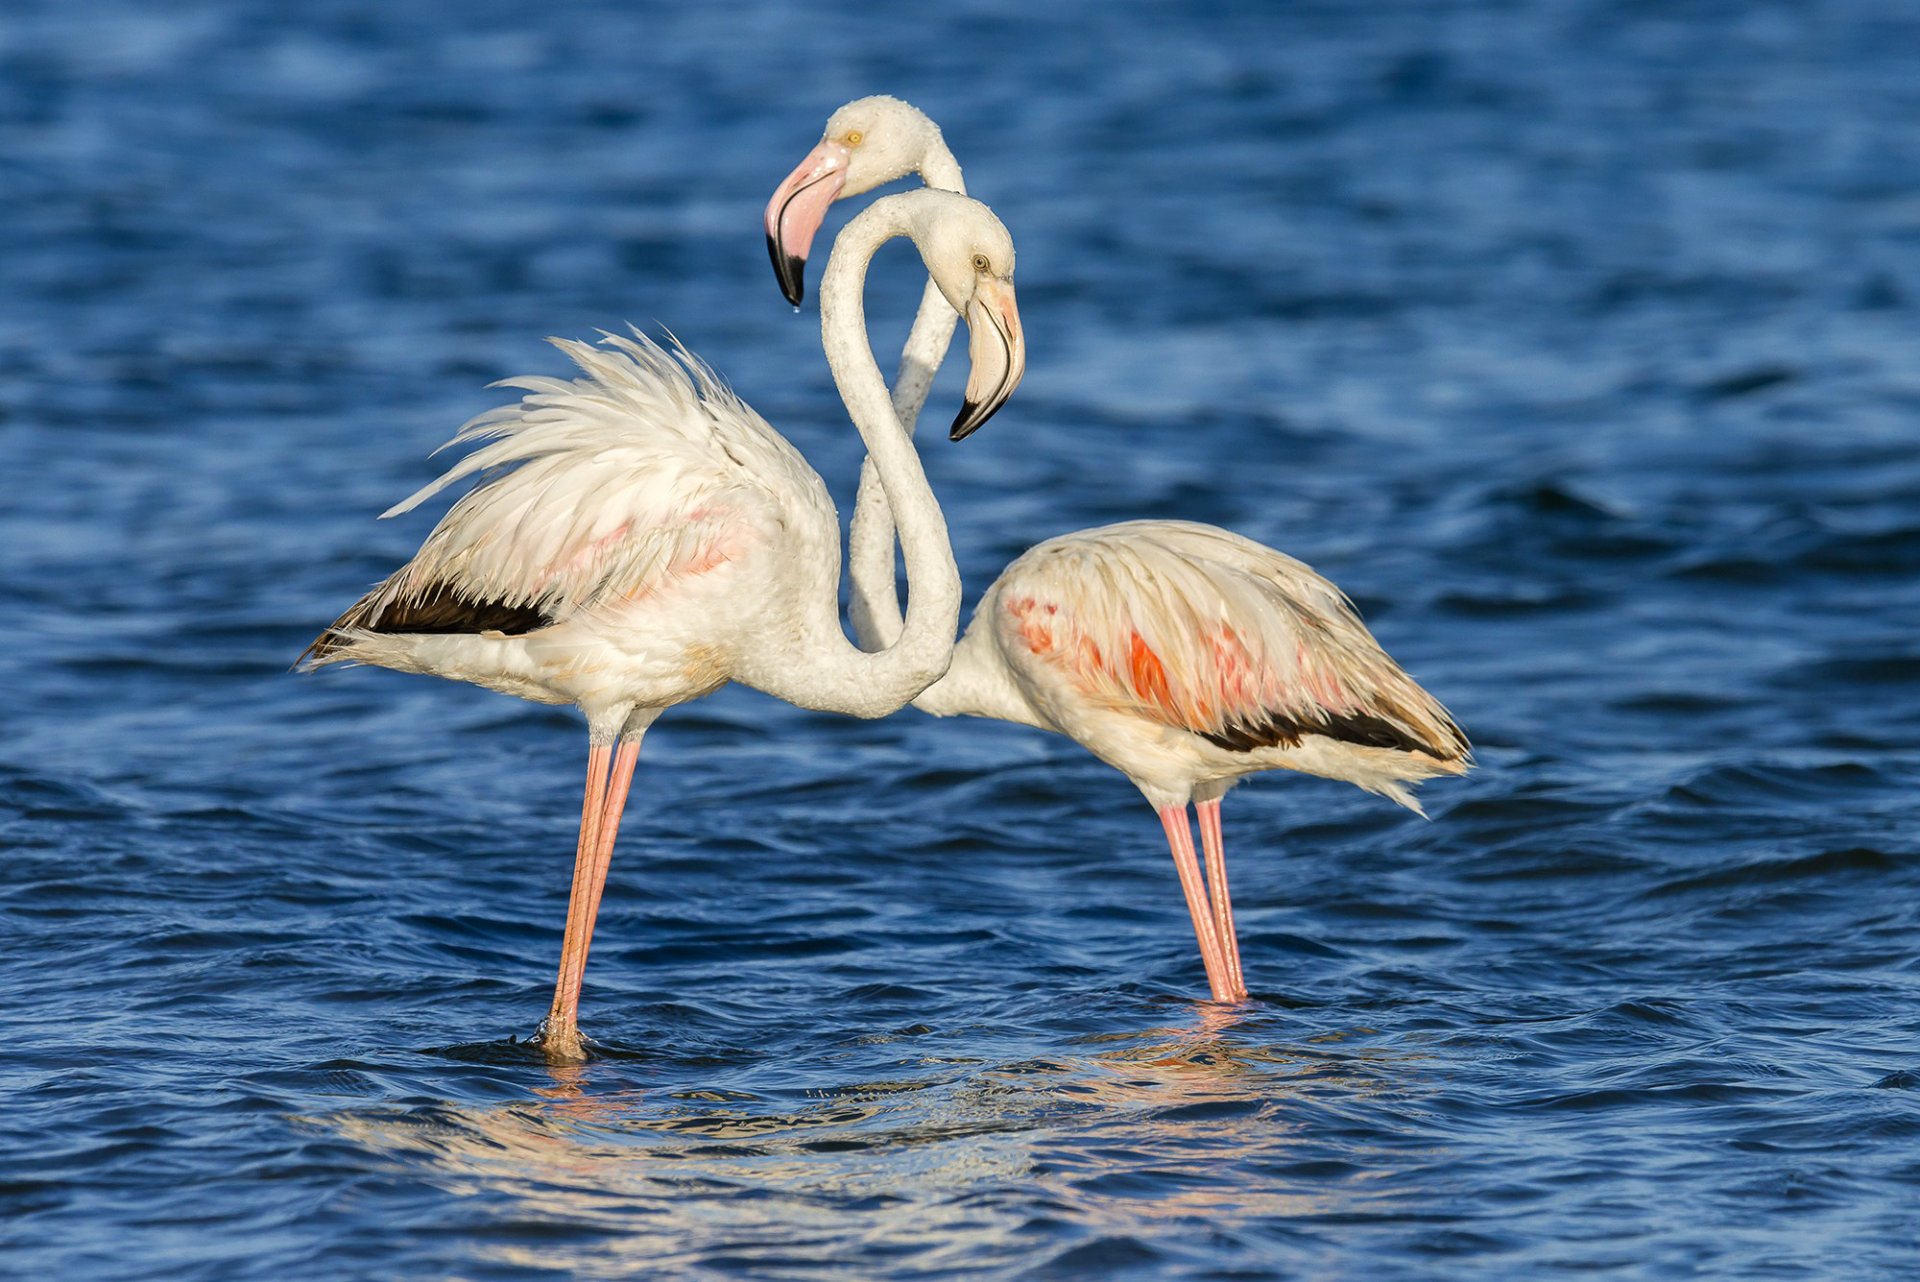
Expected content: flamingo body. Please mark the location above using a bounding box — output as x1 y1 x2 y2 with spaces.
939 520 1468 814
304 335 830 732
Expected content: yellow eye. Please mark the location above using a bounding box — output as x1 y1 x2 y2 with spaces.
844 130 863 145
972 253 990 272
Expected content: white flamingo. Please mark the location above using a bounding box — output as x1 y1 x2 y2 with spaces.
303 188 1027 1061
767 97 1468 1002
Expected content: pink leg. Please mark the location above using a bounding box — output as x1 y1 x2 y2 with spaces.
542 742 623 1062
1196 798 1247 1001
1158 806 1232 1001
579 740 640 951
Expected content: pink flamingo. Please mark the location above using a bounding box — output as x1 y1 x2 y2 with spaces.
304 189 1027 1060
768 98 1468 1001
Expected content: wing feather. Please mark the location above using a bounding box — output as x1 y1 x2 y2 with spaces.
995 521 1468 762
303 331 796 664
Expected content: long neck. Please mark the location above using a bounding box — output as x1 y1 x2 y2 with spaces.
749 203 961 717
847 141 966 654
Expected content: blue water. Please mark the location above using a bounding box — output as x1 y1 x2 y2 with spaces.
5 1 1920 1277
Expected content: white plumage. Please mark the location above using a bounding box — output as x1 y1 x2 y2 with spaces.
311 333 825 718
941 520 1468 813
382 334 810 620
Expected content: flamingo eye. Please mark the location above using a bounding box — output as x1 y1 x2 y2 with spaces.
844 130 863 146
972 253 990 272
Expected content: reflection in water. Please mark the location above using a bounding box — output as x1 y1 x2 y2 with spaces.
316 1004 1431 1276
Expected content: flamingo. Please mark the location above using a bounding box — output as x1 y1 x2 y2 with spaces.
767 97 1469 1002
302 187 1027 1061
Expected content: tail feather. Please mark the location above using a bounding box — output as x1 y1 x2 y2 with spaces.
296 580 551 670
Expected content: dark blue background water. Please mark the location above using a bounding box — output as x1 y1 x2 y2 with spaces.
5 1 1919 1277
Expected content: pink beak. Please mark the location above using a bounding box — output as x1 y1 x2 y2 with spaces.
763 140 852 305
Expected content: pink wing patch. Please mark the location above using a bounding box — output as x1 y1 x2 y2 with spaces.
995 531 1466 762
503 506 751 614
1007 595 1282 734
616 509 748 605
545 521 635 588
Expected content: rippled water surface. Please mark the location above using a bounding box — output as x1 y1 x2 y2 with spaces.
6 1 1920 1277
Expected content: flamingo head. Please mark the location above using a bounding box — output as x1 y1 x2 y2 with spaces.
764 96 946 306
904 191 1025 440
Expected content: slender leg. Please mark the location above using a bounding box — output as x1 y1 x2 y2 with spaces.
1195 798 1246 1001
578 739 640 952
1158 805 1232 1001
540 743 615 1062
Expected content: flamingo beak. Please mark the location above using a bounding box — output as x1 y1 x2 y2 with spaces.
951 277 1025 441
763 140 851 306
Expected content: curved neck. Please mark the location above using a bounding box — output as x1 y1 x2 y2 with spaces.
750 200 961 717
848 139 967 654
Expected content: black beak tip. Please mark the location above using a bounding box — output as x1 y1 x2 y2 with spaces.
950 398 998 442
767 234 807 307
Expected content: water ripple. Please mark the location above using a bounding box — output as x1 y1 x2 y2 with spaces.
5 0 1920 1278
